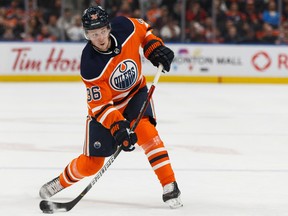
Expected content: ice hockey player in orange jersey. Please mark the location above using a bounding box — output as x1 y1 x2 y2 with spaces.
39 5 183 209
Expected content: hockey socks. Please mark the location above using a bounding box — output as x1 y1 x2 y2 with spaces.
60 155 105 188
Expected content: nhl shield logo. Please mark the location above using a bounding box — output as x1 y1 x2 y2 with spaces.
110 60 138 91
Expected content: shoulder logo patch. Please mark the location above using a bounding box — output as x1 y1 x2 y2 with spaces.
136 18 144 24
110 60 138 91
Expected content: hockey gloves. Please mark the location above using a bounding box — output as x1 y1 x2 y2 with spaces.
110 120 137 151
144 39 174 72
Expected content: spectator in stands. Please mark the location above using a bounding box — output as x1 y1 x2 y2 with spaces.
282 0 288 21
224 24 241 44
34 8 46 28
12 18 24 40
154 6 170 30
212 27 225 43
47 0 62 18
159 0 177 13
0 14 5 38
171 0 182 24
26 16 42 39
4 3 24 40
214 0 228 36
36 25 57 42
277 21 288 44
104 0 123 18
145 1 162 26
199 0 212 12
262 0 280 28
225 2 246 30
21 32 35 41
186 0 207 25
116 0 133 17
202 16 214 43
259 22 279 44
2 25 15 41
185 21 206 43
66 14 85 42
5 0 23 18
244 0 263 32
56 7 73 40
239 22 259 44
47 14 61 41
160 15 181 42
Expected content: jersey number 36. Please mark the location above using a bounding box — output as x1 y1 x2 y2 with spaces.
87 86 101 102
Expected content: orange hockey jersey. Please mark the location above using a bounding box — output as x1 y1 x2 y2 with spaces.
80 16 161 130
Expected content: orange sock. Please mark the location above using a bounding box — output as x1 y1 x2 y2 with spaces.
59 154 105 188
134 118 176 187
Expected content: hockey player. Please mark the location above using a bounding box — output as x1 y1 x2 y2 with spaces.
39 5 183 209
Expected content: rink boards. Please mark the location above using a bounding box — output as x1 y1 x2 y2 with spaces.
1 42 288 84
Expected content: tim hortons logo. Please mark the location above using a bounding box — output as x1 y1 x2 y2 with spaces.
11 47 80 72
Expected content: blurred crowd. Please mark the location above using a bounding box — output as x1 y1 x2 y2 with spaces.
0 0 288 44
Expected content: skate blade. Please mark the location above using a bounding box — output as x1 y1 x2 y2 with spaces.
165 197 183 209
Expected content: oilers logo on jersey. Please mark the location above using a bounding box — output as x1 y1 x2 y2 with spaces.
110 60 138 91
93 141 101 149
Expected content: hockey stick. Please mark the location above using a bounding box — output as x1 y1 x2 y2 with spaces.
39 64 164 213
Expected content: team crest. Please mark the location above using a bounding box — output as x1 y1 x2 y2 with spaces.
93 141 101 149
91 14 98 20
136 18 144 24
110 60 138 91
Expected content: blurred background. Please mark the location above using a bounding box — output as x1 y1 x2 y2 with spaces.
1 0 288 84
0 0 287 44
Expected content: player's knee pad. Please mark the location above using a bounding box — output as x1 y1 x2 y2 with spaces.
77 154 105 176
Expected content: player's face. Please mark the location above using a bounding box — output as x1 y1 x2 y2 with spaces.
87 26 111 51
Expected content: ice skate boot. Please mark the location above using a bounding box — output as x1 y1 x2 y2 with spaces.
39 177 64 199
162 181 183 209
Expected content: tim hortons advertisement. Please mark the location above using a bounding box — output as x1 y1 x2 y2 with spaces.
1 42 288 77
0 42 83 75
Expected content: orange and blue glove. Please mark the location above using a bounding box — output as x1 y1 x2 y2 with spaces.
110 120 137 151
144 39 174 72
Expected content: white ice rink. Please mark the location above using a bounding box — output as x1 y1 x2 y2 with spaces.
1 82 288 216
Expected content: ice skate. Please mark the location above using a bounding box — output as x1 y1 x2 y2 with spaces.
162 181 183 209
39 177 64 199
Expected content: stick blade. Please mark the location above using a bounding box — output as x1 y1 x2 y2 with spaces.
40 200 56 214
40 200 70 213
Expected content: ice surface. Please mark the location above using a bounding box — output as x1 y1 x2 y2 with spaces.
1 82 288 215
